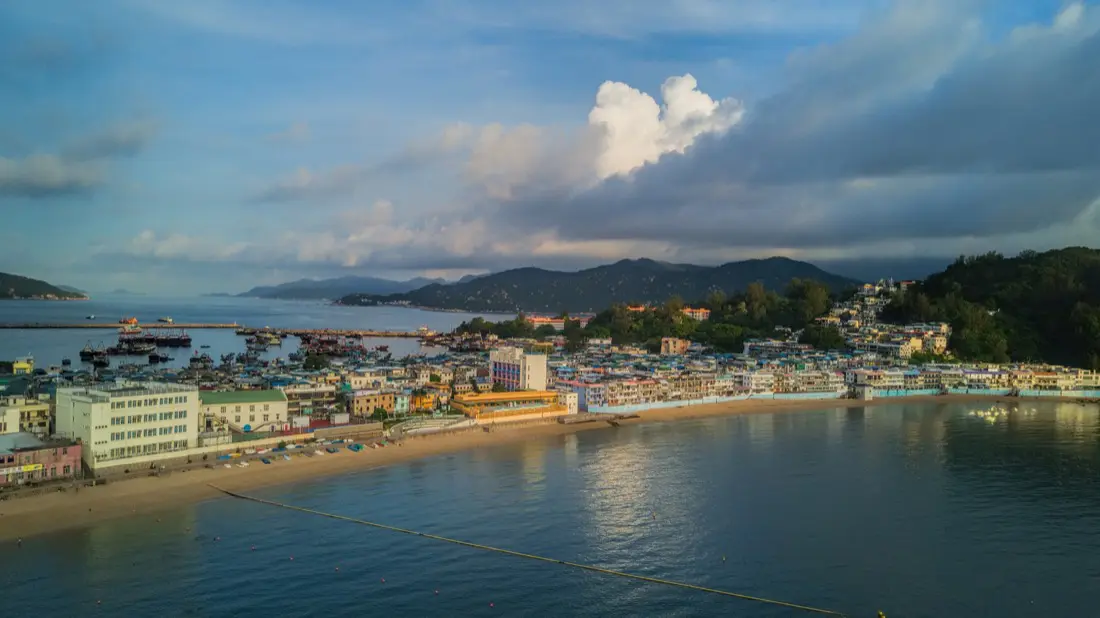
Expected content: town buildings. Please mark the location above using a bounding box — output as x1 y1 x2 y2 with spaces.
55 381 200 473
0 432 82 486
489 347 548 391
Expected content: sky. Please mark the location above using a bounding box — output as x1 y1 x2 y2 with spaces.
1 0 1098 295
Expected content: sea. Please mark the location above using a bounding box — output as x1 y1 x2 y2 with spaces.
2 401 1099 617
0 295 511 369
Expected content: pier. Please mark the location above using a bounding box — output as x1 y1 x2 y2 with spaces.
0 323 429 338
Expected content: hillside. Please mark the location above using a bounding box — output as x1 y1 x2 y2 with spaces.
238 275 446 300
0 272 87 300
881 247 1100 368
340 257 859 313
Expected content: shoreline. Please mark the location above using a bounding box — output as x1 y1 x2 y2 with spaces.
0 394 1082 542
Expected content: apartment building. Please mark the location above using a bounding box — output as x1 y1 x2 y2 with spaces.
279 382 337 416
349 390 396 417
660 337 690 356
489 347 547 391
55 382 199 473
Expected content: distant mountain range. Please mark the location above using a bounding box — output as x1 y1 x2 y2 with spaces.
338 257 861 313
236 275 448 300
0 272 87 300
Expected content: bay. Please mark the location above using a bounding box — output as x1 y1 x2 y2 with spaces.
0 295 508 368
2 401 1098 617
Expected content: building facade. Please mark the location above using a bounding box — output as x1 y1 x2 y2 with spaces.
489 347 548 391
55 382 200 473
199 389 289 433
0 432 82 486
451 391 568 423
349 390 396 417
660 337 690 356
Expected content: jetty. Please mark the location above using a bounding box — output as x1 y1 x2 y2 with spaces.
0 323 428 338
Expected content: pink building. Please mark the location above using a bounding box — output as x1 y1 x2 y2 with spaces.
0 433 82 487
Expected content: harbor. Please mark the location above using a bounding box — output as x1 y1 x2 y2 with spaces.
0 323 430 338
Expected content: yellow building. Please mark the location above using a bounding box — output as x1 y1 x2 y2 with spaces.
12 356 34 375
451 391 568 424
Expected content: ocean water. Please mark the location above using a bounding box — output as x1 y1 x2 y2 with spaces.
0 295 508 368
2 401 1098 617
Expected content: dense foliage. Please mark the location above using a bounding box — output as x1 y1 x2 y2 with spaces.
343 257 857 312
580 279 837 353
881 248 1100 368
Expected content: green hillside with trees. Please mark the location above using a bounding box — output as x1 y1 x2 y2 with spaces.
455 278 846 354
881 247 1100 369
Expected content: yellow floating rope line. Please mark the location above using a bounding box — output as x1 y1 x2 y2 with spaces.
209 484 848 616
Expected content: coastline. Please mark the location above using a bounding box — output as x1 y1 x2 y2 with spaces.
0 393 1074 542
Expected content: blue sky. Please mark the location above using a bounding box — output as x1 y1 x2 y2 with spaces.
1 0 1097 295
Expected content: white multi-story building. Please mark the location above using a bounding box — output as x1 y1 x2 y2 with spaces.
489 347 547 391
55 382 199 473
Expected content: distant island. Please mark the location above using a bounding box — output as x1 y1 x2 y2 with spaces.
111 289 146 296
233 275 448 300
202 292 234 297
339 257 860 313
0 271 88 300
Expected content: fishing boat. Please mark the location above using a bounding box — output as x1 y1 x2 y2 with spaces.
61 358 71 366
119 317 138 325
158 316 174 324
85 315 95 320
92 356 110 368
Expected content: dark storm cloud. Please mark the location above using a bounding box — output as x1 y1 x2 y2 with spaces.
502 4 1100 250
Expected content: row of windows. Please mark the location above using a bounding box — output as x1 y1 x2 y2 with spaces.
110 411 188 425
108 440 189 458
217 404 271 413
113 425 189 440
110 395 189 410
233 414 277 423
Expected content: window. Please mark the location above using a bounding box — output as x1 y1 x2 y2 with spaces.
63 465 71 474
220 406 226 413
234 416 240 423
263 404 269 411
263 414 269 422
249 415 255 422
235 405 241 412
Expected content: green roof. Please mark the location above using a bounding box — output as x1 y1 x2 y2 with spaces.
199 389 287 405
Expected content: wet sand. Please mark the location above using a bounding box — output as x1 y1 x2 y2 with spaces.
0 394 1027 541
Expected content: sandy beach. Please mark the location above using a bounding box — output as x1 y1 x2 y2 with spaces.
0 394 1044 541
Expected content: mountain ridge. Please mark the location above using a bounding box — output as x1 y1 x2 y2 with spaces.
237 275 448 299
338 257 860 312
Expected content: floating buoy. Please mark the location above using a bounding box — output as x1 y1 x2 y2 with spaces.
490 602 495 608
434 590 439 595
335 566 340 572
722 555 726 562
290 556 294 561
380 578 385 583
251 545 256 551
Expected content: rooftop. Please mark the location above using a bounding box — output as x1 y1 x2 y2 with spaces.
199 389 288 405
0 432 47 454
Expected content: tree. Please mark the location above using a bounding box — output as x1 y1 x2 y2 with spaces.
534 324 558 339
429 373 442 383
303 354 329 371
799 325 847 351
371 406 388 421
491 382 508 393
469 378 481 394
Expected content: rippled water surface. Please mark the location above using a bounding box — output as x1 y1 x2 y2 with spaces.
3 402 1099 617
